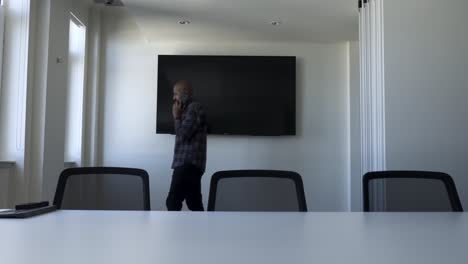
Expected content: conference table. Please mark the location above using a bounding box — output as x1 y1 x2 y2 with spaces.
1 211 467 264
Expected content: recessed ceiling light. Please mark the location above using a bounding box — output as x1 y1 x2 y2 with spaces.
179 20 191 25
271 21 282 26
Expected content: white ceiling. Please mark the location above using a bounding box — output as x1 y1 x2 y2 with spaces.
122 0 358 43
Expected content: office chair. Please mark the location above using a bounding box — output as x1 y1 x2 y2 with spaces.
53 167 151 211
363 171 463 212
208 170 307 212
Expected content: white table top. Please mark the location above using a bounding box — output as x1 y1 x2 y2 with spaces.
1 211 468 264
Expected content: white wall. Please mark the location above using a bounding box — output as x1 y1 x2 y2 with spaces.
99 9 353 211
384 0 468 207
25 0 51 201
0 164 14 207
348 41 361 211
39 0 91 202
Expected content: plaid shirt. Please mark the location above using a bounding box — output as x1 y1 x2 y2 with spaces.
172 101 207 172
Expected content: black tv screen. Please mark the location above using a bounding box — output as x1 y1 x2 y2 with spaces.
157 55 296 136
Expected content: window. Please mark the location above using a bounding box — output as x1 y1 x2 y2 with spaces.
64 14 87 165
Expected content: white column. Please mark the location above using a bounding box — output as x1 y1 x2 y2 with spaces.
359 0 386 210
82 6 102 167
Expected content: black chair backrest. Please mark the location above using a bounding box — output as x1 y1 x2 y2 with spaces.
53 167 151 211
363 171 463 212
208 170 307 212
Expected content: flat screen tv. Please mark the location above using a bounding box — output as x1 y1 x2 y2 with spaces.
157 55 296 136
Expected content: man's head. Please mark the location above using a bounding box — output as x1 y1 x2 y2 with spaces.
173 80 193 104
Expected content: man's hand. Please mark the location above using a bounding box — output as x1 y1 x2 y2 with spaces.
172 100 182 120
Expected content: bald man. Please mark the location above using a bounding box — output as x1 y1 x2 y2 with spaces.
166 80 207 211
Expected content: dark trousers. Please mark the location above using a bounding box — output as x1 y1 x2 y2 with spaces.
166 164 204 211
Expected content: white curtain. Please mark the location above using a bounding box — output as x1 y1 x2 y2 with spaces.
359 0 386 210
0 2 5 97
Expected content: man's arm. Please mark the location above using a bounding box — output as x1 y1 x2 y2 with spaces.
175 104 200 141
